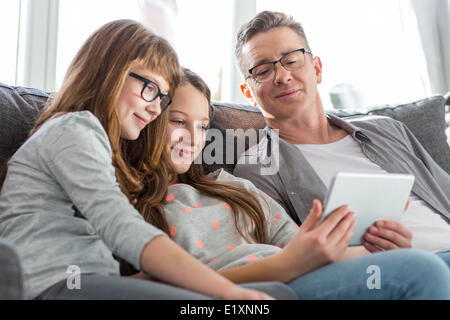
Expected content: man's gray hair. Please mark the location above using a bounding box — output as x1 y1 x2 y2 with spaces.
235 11 311 76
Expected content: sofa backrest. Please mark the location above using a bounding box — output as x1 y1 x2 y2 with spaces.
0 83 49 167
205 95 450 174
1 82 449 175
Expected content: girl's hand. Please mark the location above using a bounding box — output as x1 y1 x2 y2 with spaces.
129 271 156 281
131 269 274 299
279 199 356 281
220 284 275 300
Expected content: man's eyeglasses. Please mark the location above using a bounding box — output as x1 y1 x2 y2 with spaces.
246 48 313 83
129 72 171 111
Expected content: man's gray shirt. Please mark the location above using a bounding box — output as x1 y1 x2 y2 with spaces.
234 114 450 226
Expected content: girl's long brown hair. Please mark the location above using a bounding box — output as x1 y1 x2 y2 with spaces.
35 20 181 202
1 19 180 242
143 68 268 245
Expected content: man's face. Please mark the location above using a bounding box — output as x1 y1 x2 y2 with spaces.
241 26 322 121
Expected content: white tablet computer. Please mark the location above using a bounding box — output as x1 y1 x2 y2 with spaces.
320 172 415 246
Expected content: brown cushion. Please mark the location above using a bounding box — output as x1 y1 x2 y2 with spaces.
202 102 266 174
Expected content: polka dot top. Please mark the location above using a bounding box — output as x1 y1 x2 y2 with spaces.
163 169 299 271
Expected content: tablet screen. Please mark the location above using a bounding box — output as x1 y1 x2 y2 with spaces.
321 172 415 246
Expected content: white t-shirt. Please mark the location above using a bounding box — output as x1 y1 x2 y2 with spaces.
296 135 450 253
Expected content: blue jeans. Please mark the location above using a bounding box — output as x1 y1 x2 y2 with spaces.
287 249 450 299
437 251 450 267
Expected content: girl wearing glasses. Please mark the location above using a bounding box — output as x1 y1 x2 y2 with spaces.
0 20 289 300
129 67 450 299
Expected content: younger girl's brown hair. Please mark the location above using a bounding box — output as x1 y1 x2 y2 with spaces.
144 67 269 245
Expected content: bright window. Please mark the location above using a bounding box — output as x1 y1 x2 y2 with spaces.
55 0 233 102
257 0 431 110
5 0 433 109
174 0 233 101
0 1 21 86
56 0 141 88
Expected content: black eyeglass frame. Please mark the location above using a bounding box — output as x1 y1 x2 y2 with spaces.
246 48 313 82
129 72 172 111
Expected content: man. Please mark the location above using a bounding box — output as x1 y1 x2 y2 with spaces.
233 11 450 262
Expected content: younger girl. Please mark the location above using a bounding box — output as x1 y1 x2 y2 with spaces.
147 67 450 299
0 20 280 300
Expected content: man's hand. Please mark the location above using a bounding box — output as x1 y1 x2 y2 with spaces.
362 197 412 252
363 220 412 252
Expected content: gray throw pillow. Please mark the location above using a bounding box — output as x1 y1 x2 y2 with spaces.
0 83 49 168
367 95 450 173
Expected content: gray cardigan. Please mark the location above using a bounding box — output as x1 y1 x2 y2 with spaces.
0 111 164 299
234 114 450 226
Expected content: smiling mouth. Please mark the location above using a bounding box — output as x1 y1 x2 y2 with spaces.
173 147 193 159
275 89 300 99
134 113 150 125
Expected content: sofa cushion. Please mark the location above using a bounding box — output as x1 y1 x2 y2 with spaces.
367 95 450 173
0 83 49 168
1 83 448 175
205 95 450 174
0 237 24 299
202 103 265 174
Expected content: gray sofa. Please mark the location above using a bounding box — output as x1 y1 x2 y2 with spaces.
0 238 24 299
1 82 450 299
203 92 450 175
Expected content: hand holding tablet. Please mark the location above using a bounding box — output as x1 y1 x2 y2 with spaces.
320 172 415 246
